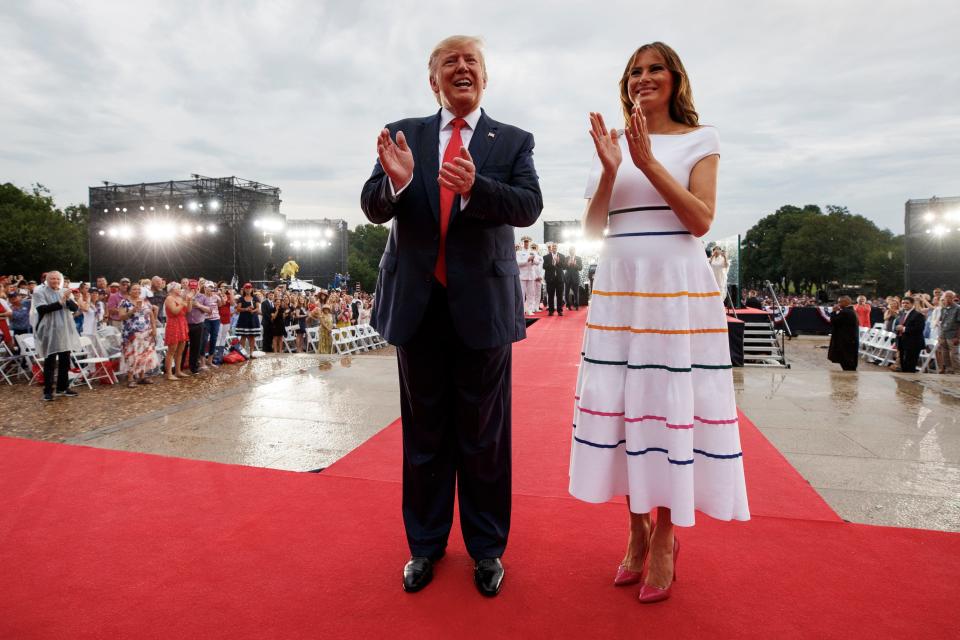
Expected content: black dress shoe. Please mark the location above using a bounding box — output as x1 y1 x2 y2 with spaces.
55 389 79 398
474 558 504 597
403 556 434 593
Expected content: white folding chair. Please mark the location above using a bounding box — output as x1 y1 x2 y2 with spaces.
0 340 29 385
332 328 356 355
15 334 44 385
360 323 388 349
919 339 939 373
305 326 320 353
72 336 117 387
282 326 299 353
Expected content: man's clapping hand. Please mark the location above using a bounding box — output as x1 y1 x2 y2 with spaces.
377 128 414 192
439 146 475 197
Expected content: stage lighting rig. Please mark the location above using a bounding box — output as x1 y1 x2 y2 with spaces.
904 195 960 291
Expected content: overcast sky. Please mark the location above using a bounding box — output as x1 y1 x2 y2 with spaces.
2 0 958 243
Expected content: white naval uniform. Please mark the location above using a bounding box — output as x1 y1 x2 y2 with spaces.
516 249 542 315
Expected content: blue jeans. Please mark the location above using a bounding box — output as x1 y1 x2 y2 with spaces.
203 319 221 357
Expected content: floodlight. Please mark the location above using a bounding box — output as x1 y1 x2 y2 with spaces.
107 227 119 238
98 230 106 236
150 206 155 211
115 207 120 212
122 208 127 212
178 204 183 209
103 208 108 213
165 204 171 210
253 220 262 228
144 222 164 238
139 206 145 211
324 228 334 239
119 225 133 239
181 224 193 235
933 225 948 236
292 241 302 249
923 212 935 222
187 200 199 212
195 225 204 233
208 200 220 211
207 224 218 233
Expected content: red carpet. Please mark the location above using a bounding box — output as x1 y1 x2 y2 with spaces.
1 308 958 639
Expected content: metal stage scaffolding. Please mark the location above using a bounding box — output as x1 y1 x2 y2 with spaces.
88 175 348 286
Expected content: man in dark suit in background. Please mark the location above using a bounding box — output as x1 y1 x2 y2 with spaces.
896 296 926 373
360 35 542 597
563 246 583 311
542 242 565 316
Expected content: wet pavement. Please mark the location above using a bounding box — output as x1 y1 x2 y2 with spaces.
1 337 957 532
736 336 960 532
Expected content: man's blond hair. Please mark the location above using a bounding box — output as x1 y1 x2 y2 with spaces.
428 35 487 105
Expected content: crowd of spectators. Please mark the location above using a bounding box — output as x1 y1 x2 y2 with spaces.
739 285 958 374
742 290 888 309
0 272 375 397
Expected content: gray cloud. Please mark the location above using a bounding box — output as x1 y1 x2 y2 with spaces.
1 0 958 242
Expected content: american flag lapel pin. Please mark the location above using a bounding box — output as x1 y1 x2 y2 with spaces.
488 132 496 138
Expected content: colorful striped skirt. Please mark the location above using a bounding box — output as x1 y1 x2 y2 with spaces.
568 209 750 526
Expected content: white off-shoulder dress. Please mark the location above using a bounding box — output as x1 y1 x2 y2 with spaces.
568 127 750 526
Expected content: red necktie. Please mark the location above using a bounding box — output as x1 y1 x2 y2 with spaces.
435 118 466 286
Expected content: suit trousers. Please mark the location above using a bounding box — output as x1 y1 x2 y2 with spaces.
43 351 71 395
899 337 923 373
936 336 957 373
545 277 564 313
521 279 539 314
396 282 512 560
564 278 580 309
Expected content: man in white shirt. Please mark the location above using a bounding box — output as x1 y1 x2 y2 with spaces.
516 236 542 315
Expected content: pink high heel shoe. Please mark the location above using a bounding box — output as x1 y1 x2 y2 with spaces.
614 563 642 586
614 522 652 586
638 535 679 604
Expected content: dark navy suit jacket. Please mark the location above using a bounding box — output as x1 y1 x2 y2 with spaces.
361 109 543 350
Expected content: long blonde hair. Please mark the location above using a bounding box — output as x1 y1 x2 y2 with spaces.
619 42 699 127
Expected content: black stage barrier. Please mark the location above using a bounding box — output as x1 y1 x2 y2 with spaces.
772 306 886 335
726 316 744 367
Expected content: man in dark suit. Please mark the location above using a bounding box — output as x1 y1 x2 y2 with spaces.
828 296 859 371
896 296 926 373
260 291 275 353
542 242 566 316
563 246 583 310
360 35 542 598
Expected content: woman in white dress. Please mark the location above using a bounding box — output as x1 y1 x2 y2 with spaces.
569 42 749 604
709 246 729 294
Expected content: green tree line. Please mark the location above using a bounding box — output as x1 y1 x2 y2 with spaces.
1 182 88 279
740 204 904 296
346 223 389 292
